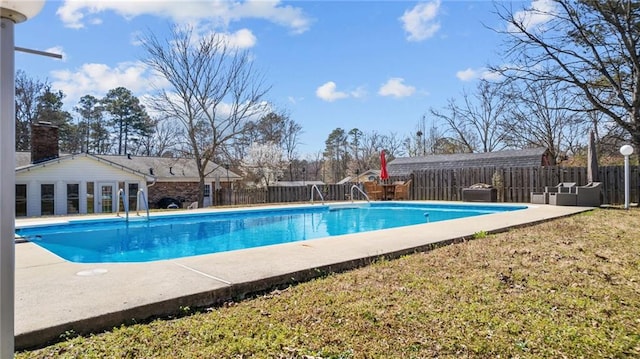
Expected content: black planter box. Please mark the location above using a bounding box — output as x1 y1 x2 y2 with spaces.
462 188 497 202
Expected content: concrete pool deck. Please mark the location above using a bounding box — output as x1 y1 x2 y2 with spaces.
14 202 593 350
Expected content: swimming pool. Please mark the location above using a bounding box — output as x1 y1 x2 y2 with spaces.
16 202 526 263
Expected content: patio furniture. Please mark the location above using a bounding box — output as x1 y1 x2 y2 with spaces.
393 180 411 200
530 192 549 204
545 182 576 193
531 182 577 204
548 191 577 206
575 182 602 207
363 181 383 200
462 183 497 202
380 183 396 200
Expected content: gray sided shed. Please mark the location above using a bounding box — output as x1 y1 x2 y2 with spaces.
387 148 551 177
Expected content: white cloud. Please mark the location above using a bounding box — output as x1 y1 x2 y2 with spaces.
50 61 164 105
219 28 257 49
316 81 349 102
350 86 367 99
456 68 503 82
456 68 477 81
378 78 415 98
400 0 441 42
57 0 311 34
511 0 558 33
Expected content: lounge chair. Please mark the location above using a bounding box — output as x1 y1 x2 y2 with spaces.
363 181 383 200
575 182 602 207
394 180 411 200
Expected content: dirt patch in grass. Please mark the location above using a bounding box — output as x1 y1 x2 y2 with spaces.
17 208 640 358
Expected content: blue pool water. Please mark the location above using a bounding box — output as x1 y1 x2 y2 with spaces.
16 202 526 263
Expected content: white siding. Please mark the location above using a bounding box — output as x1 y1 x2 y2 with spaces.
16 156 148 217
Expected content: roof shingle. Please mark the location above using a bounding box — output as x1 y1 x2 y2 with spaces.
387 148 549 176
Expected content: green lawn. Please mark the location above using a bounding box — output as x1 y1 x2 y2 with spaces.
17 208 640 358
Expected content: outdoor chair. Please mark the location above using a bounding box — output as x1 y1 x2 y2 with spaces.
532 182 577 204
575 182 602 207
545 182 577 194
393 180 411 200
548 191 577 206
363 181 383 200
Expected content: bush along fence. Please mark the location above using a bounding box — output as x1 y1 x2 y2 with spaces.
215 165 639 206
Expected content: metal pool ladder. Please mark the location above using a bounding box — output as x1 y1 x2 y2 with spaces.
116 188 129 221
136 189 150 220
350 184 370 203
310 184 325 205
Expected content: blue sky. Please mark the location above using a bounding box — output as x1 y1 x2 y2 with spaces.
14 0 524 157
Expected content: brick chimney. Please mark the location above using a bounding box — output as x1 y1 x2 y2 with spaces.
31 122 59 164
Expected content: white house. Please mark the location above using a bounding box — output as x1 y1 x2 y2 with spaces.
15 122 242 217
16 153 154 217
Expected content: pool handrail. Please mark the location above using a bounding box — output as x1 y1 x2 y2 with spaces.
350 184 370 203
116 188 129 221
136 189 150 220
310 184 325 205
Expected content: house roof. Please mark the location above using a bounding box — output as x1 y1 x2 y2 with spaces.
337 169 381 184
96 155 242 182
15 153 154 181
15 152 242 182
387 148 550 176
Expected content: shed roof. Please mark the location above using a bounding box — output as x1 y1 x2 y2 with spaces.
387 148 549 176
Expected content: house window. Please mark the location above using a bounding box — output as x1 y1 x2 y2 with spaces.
16 184 27 217
41 184 55 216
67 184 79 214
204 184 211 197
86 182 94 214
128 183 138 211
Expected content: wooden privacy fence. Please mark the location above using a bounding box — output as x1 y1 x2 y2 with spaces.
217 184 360 206
408 165 639 205
214 165 639 206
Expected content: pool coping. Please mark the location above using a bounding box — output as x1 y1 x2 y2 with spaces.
14 201 592 350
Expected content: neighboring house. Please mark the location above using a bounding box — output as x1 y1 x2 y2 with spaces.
15 122 242 217
337 169 381 184
387 148 552 177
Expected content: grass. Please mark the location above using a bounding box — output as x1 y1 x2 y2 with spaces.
17 208 640 358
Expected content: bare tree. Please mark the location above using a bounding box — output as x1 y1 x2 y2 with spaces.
430 80 509 153
493 0 640 153
141 25 269 206
133 117 183 157
502 79 586 163
15 71 47 151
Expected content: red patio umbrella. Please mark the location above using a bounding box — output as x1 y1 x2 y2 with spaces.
380 150 389 180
